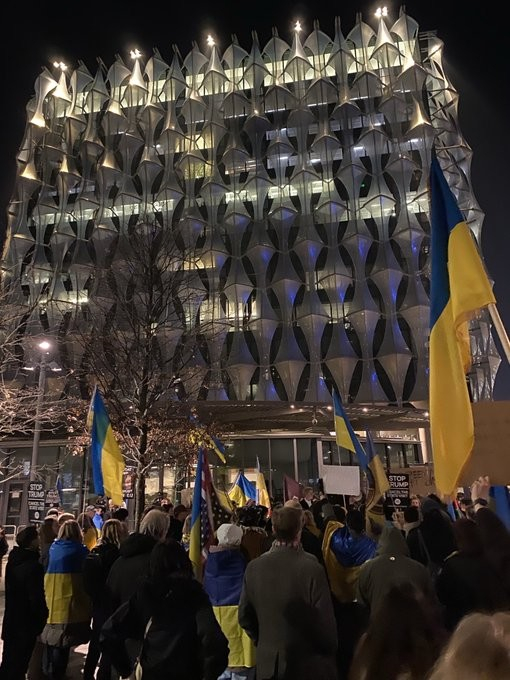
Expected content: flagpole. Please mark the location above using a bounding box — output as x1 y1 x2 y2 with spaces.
488 303 510 364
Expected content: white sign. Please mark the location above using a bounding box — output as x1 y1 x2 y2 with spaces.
322 465 360 496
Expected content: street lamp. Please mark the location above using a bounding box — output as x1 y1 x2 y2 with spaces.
28 340 61 481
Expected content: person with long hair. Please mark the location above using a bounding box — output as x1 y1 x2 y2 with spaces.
39 515 59 571
429 612 510 679
77 512 98 551
40 519 91 680
348 582 446 680
101 540 229 680
82 519 128 680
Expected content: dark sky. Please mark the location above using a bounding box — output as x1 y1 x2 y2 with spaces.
1 1 509 397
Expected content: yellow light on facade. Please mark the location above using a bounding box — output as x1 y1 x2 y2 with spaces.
130 49 142 60
375 6 388 18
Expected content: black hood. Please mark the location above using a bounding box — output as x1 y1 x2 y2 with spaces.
119 532 158 558
7 545 39 567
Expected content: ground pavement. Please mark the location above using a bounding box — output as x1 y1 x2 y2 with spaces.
0 561 89 679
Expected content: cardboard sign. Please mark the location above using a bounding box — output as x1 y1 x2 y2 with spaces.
459 401 510 486
322 465 360 496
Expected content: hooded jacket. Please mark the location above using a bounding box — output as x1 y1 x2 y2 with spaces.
101 577 229 680
1 546 48 641
356 526 434 617
203 548 255 669
105 532 158 613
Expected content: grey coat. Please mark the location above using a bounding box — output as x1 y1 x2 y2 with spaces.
238 545 338 680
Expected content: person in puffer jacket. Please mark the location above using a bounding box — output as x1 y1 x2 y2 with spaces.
203 523 255 680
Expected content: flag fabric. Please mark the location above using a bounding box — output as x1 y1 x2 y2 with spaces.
188 412 227 464
364 431 390 510
228 472 256 508
208 435 227 464
283 474 303 502
44 539 90 624
88 386 125 506
56 475 64 505
255 457 271 510
333 391 368 470
490 486 510 530
190 447 232 581
429 156 496 496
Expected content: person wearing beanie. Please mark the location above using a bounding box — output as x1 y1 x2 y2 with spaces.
203 524 255 679
0 525 49 679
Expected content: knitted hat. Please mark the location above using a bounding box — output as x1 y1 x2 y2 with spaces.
216 523 243 547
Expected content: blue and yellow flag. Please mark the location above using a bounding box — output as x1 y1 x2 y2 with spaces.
365 430 390 507
88 386 125 506
228 471 256 508
429 157 495 496
256 457 271 510
333 390 368 468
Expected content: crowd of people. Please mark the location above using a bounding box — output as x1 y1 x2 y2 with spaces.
1 477 510 679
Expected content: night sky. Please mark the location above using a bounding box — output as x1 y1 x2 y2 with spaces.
1 1 508 397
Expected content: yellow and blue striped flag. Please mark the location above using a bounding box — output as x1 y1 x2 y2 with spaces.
333 390 368 467
228 471 256 508
429 157 495 496
88 386 125 506
256 457 271 510
364 430 390 508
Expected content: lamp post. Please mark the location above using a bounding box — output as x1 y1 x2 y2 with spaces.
29 340 51 482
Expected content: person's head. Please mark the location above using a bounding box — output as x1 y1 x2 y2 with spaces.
16 525 39 551
77 512 93 531
332 505 346 524
112 507 129 523
403 506 420 524
100 518 128 547
303 487 313 501
216 523 243 548
94 505 104 516
57 519 83 543
303 509 316 528
410 495 421 509
350 582 446 680
45 507 59 520
173 504 188 522
148 540 193 587
57 512 75 526
453 518 483 557
346 509 364 536
429 612 510 680
108 499 116 510
140 508 170 542
85 505 95 519
284 499 302 511
39 517 58 544
271 507 302 542
237 505 262 528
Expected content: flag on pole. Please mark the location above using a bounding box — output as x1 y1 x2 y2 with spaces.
189 447 232 581
333 390 369 468
429 156 496 496
256 457 271 510
283 475 303 502
208 435 227 464
228 471 256 507
188 412 227 464
364 431 390 512
88 386 125 506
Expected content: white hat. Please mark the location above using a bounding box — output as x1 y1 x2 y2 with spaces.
216 523 243 547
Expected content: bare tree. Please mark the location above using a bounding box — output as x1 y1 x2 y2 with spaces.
65 220 226 526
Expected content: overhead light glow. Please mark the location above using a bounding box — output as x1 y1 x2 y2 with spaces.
38 341 51 351
207 34 215 47
294 20 302 32
130 49 142 60
375 6 388 18
53 61 67 71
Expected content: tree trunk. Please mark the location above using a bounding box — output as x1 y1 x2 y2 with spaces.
134 465 146 531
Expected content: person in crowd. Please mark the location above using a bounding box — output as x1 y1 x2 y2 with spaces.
204 523 255 680
166 503 188 542
326 509 376 602
82 519 129 680
300 486 314 510
102 498 119 521
349 582 446 680
303 509 322 539
57 512 75 526
0 526 8 579
459 496 474 519
39 515 59 571
40 519 91 680
92 504 104 532
77 512 98 551
410 495 421 510
428 612 510 679
112 506 129 524
239 506 338 680
283 500 324 564
417 496 456 581
101 540 229 680
356 525 435 618
0 525 48 680
181 513 192 552
236 505 269 562
106 509 170 614
84 505 96 521
436 517 506 630
474 506 510 600
401 505 428 566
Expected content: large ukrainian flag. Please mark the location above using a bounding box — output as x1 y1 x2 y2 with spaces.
333 390 368 467
88 386 125 505
228 472 256 508
429 157 495 496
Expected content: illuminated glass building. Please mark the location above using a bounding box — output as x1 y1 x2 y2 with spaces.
0 8 499 515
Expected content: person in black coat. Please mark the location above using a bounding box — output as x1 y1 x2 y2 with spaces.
82 519 128 680
101 541 228 680
0 525 48 680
